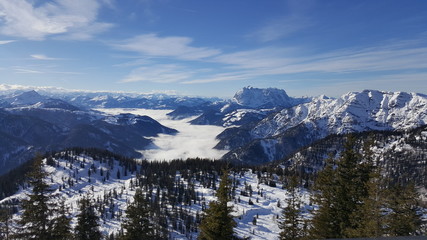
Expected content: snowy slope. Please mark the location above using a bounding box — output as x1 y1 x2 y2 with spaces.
282 125 427 188
0 151 310 240
221 90 427 164
252 90 427 138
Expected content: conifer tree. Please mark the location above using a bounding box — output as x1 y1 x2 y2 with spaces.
51 199 73 240
279 176 303 240
0 205 12 240
199 170 236 240
120 188 157 240
17 154 56 240
385 184 421 236
309 157 339 239
346 165 384 238
310 136 372 238
345 140 384 238
75 196 102 240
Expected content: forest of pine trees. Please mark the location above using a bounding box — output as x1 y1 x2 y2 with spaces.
0 134 425 240
309 136 423 238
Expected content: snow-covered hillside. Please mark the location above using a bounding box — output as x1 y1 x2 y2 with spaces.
252 90 427 138
220 90 427 164
281 125 427 187
0 150 310 240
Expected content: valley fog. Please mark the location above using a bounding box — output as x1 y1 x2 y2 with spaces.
95 108 228 161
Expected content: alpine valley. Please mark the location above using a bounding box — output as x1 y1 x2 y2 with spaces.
0 85 426 239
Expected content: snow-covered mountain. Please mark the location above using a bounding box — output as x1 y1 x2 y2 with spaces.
2 86 427 168
0 91 178 175
190 87 310 127
232 86 293 109
2 90 80 111
219 90 427 164
0 84 221 110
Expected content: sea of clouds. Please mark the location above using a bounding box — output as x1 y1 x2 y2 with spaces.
96 108 228 161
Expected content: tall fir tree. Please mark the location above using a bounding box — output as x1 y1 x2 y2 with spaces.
16 154 56 240
385 184 422 236
75 196 102 240
310 136 372 238
279 175 303 240
120 188 158 240
345 140 384 238
199 170 236 240
309 156 340 239
51 199 73 240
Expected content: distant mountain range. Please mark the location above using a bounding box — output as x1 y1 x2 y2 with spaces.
0 90 177 175
1 85 427 172
218 89 427 164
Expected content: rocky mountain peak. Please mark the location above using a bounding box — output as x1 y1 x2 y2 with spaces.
232 86 292 108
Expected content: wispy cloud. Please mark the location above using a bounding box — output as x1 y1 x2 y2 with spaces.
0 40 15 45
249 0 314 42
250 15 312 42
115 31 427 88
207 39 427 82
120 64 194 83
30 54 61 61
114 33 221 60
0 0 112 40
12 66 81 75
14 68 44 74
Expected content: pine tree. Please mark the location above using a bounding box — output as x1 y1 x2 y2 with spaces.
120 188 157 240
310 136 372 238
385 184 422 236
16 154 56 240
279 176 303 240
75 196 102 240
345 140 385 238
0 205 13 240
309 157 339 239
199 170 236 240
51 199 73 240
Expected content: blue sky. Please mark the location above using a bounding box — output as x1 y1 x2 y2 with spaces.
0 0 426 98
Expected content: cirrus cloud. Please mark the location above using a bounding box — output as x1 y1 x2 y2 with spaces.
0 0 112 40
0 39 15 44
120 64 194 83
30 54 61 61
114 33 221 61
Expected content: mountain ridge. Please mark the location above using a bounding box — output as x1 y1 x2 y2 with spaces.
219 89 427 164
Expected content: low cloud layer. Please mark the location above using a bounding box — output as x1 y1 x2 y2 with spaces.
98 108 228 161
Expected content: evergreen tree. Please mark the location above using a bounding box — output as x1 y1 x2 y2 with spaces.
16 154 56 240
51 199 73 240
345 142 384 238
120 188 157 240
75 196 102 240
310 136 372 238
279 176 303 240
199 170 236 240
385 184 422 236
0 205 13 240
309 157 339 239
